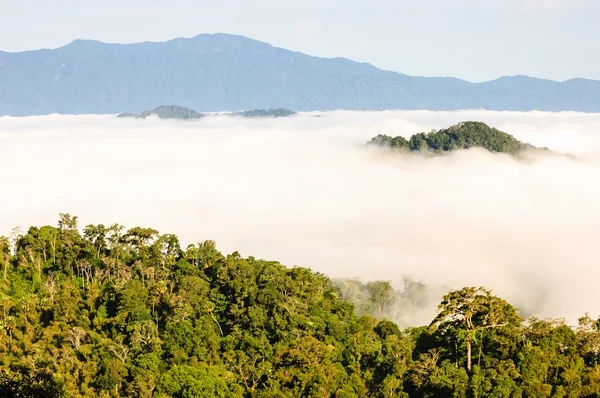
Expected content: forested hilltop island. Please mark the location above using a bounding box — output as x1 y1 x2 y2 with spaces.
117 105 296 119
1 33 600 116
368 121 554 157
1 215 600 397
117 105 205 120
233 108 296 118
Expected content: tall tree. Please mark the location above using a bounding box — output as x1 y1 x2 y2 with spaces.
429 287 522 372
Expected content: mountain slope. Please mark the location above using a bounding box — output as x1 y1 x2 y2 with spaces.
0 33 599 116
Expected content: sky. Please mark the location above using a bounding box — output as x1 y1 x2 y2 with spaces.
2 110 600 325
0 0 598 82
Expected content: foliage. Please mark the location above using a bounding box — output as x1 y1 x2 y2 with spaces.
0 214 599 397
368 121 553 156
0 368 64 398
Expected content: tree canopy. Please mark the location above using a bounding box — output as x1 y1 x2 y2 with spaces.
0 214 598 397
368 121 553 156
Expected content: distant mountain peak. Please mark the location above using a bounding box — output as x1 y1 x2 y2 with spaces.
64 38 105 47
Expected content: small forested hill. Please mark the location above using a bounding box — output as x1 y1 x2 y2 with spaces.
117 105 296 119
117 105 205 120
233 108 296 118
368 121 551 156
0 214 599 397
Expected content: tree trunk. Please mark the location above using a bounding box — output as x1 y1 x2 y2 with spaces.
467 335 472 372
51 237 56 267
455 340 459 368
478 330 483 366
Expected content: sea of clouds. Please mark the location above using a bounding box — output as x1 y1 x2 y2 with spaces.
1 110 600 326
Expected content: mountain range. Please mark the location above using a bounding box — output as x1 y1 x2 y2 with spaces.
1 33 599 116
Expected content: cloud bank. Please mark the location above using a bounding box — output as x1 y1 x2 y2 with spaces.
1 110 599 325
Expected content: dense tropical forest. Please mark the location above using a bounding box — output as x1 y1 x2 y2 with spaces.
368 121 553 156
1 215 599 397
117 106 296 120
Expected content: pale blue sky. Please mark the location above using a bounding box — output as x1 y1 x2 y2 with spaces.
0 0 598 82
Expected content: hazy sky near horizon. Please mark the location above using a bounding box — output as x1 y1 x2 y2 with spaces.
0 0 598 82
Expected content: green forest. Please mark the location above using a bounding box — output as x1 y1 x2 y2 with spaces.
367 121 551 156
1 215 599 397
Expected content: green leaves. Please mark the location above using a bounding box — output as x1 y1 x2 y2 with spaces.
0 368 65 398
0 215 599 397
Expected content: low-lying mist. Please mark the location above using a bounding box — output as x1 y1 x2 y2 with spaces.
1 110 599 327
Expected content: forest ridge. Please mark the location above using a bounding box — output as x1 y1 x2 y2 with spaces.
1 33 600 116
0 214 599 397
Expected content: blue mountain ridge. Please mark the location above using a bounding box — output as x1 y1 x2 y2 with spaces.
0 33 599 116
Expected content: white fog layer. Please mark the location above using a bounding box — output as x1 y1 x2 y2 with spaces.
1 110 599 326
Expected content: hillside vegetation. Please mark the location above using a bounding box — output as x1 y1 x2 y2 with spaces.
1 33 599 116
233 108 296 118
117 106 296 120
117 105 205 120
0 215 599 397
368 121 551 156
